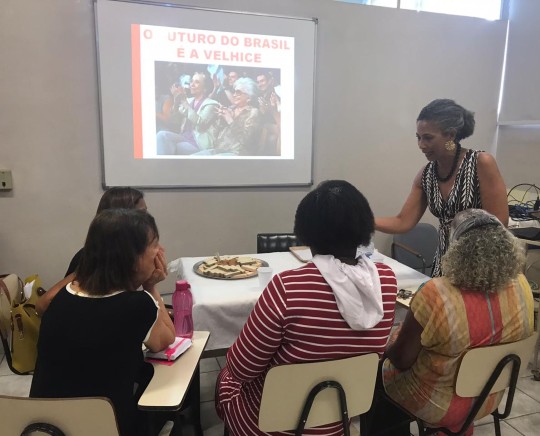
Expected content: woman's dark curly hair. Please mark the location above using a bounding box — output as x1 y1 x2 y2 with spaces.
294 180 374 255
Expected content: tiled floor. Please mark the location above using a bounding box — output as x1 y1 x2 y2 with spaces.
1 350 540 435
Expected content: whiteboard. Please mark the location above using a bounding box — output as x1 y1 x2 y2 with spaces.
95 0 316 187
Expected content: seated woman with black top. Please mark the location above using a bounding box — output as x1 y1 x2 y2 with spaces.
36 187 147 316
30 209 175 436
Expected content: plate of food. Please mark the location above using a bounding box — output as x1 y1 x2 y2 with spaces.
193 255 269 280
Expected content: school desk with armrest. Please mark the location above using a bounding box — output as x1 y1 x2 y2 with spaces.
139 330 210 436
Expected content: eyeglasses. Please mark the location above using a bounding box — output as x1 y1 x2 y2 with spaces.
233 90 246 96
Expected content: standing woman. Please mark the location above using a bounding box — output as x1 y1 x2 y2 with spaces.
375 99 508 276
31 209 175 436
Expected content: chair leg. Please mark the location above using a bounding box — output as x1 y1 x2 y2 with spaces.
416 419 426 435
169 413 183 436
358 413 369 436
190 366 203 436
365 391 412 436
146 411 175 436
532 308 540 380
174 366 203 436
494 415 502 436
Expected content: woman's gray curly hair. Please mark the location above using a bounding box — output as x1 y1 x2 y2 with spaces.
233 77 258 98
442 209 526 291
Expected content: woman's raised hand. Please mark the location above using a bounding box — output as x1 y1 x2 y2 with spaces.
143 248 168 292
218 105 234 124
170 84 187 103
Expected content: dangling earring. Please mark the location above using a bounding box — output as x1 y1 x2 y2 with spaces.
445 140 456 151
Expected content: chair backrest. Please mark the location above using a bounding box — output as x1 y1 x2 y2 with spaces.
392 223 438 274
258 353 379 432
455 334 537 397
257 233 299 254
0 395 120 436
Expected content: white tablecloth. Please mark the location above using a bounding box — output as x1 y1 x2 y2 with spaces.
178 252 428 351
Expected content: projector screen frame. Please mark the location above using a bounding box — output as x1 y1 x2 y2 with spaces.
95 0 317 189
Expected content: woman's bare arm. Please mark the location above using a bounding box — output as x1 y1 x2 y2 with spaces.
375 168 428 234
36 273 75 316
384 310 423 370
144 285 176 352
143 251 176 352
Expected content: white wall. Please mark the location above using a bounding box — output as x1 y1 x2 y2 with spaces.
0 0 508 287
499 0 540 123
496 0 540 189
497 126 540 187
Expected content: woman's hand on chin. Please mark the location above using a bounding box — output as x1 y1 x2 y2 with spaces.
142 249 168 292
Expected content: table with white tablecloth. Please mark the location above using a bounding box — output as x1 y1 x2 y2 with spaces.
177 251 428 352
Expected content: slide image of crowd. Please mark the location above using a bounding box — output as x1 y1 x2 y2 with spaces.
155 62 282 157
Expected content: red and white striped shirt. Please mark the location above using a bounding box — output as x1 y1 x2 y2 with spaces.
216 261 397 436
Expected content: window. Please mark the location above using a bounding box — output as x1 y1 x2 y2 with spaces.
401 0 503 21
338 1 397 7
337 0 505 20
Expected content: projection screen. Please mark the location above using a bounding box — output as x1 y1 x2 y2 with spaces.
95 0 317 187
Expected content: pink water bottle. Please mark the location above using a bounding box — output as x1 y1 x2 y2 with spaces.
173 280 193 339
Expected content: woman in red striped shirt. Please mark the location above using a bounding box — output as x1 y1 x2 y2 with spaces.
215 180 398 435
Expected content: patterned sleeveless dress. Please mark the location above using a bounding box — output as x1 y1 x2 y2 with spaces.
421 149 482 277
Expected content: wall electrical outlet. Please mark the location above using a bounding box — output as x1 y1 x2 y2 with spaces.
0 170 13 190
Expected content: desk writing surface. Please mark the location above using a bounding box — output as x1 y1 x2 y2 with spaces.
516 237 540 248
382 255 429 307
509 217 540 247
138 331 209 410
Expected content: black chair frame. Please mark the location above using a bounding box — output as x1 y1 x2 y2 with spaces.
295 380 350 436
377 353 522 436
224 380 351 436
21 423 66 436
391 241 429 275
390 223 438 275
256 233 299 254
